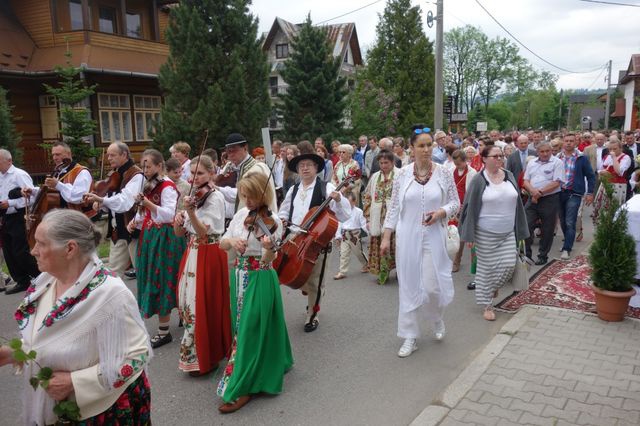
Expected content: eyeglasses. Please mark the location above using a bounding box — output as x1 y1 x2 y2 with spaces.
487 155 505 159
414 127 431 135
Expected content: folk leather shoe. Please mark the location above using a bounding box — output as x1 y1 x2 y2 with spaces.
397 338 417 357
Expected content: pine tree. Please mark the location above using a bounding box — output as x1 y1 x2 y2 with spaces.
43 50 98 164
0 86 22 165
366 0 435 132
279 15 347 141
154 0 270 155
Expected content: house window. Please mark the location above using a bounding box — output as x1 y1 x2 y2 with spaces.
99 94 132 143
69 0 83 30
344 52 349 63
99 6 117 34
133 96 161 141
126 12 142 38
276 44 289 59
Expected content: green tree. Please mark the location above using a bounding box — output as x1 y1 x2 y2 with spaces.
0 86 22 165
477 36 519 110
43 50 98 164
279 15 347 141
366 0 435 130
348 73 400 138
444 25 484 113
155 0 270 155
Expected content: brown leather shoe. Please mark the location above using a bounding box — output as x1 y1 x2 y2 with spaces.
218 395 252 414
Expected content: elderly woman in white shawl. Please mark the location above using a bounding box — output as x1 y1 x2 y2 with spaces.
0 210 151 425
380 131 459 358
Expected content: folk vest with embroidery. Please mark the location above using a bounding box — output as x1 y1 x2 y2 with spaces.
108 159 142 242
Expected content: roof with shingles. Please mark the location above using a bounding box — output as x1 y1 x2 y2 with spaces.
619 54 640 85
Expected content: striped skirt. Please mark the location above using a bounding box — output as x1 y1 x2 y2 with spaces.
474 227 517 306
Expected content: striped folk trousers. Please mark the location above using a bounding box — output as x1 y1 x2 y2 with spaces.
474 227 517 306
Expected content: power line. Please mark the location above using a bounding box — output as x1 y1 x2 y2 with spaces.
578 0 640 7
316 0 384 25
585 64 608 90
474 0 606 74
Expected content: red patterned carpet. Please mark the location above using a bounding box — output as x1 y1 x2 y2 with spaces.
496 255 640 319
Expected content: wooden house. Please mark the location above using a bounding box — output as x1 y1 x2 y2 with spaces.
262 17 363 131
617 54 640 131
0 0 176 174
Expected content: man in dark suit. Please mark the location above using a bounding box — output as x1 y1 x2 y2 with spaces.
623 131 640 200
506 135 536 180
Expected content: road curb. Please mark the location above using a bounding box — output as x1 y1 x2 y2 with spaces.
409 306 538 426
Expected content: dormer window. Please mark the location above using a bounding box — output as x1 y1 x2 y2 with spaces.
276 44 289 59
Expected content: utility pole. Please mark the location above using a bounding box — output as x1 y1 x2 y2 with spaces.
604 59 612 130
433 0 443 130
557 89 563 131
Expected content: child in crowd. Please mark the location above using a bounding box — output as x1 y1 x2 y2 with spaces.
166 157 192 212
334 192 368 280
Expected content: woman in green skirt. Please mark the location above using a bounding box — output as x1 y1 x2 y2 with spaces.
128 149 186 348
217 172 293 413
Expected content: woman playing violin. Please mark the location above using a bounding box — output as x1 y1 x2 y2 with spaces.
173 155 231 377
217 171 293 414
126 149 187 349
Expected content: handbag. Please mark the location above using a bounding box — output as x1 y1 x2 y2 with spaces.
446 224 460 260
512 242 531 291
369 201 383 236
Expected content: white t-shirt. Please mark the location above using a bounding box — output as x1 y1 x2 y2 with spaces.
477 171 518 233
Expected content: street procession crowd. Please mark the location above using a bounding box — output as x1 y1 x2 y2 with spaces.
0 124 639 424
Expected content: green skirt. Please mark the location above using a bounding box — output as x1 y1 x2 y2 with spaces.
137 224 187 318
217 257 294 402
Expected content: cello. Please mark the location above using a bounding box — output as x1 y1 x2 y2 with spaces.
273 175 354 289
24 159 71 248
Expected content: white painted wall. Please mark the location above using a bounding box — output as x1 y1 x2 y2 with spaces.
624 79 635 131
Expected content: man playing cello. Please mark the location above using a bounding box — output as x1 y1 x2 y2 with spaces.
277 152 351 332
24 141 93 210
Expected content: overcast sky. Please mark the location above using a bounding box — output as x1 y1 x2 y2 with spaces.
250 0 638 91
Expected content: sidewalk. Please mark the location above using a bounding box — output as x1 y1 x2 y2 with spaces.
411 306 640 426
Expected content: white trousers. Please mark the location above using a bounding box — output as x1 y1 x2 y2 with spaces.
397 249 444 339
338 231 368 274
109 239 138 277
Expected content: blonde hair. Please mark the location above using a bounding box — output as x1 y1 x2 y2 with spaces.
237 172 274 208
339 144 353 155
190 155 215 172
171 141 191 155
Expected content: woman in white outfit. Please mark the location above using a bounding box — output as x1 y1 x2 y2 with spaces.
380 131 460 358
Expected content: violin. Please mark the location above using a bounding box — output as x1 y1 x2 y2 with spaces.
83 170 122 219
185 182 214 209
135 173 162 214
244 206 278 243
215 162 238 188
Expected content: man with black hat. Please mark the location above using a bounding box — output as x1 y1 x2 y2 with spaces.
0 149 39 294
217 133 277 213
278 151 351 332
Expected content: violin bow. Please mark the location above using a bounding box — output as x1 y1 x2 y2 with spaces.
99 148 106 180
175 129 209 216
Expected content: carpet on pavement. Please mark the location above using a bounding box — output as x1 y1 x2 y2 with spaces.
495 255 640 319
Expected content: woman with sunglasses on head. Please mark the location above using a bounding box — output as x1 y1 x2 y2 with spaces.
458 145 529 322
380 128 459 358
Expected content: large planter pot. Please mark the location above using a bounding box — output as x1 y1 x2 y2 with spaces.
591 285 636 322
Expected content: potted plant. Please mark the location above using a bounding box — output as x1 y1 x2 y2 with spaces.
589 180 637 322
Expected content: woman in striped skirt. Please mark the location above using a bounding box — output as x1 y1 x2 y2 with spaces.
458 145 529 321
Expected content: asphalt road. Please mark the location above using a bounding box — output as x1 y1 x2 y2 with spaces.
0 210 595 426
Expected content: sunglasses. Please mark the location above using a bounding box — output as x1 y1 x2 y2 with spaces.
414 127 431 135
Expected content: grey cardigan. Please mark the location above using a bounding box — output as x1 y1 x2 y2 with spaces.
458 169 530 243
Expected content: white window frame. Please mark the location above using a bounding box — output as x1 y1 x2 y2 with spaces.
98 93 133 143
133 95 161 142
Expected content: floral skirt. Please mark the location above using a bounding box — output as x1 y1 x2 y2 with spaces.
217 257 294 403
177 241 231 373
76 372 151 425
368 235 396 284
137 224 187 318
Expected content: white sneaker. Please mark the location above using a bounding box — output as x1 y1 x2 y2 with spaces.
398 338 417 357
560 250 570 260
433 320 446 341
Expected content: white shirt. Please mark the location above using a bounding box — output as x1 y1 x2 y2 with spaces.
102 173 144 214
133 177 178 225
626 143 638 158
596 146 606 171
338 206 367 233
180 159 191 182
0 164 34 214
278 177 351 233
603 154 632 177
524 156 564 195
31 167 92 205
478 171 518 233
181 189 226 235
273 157 284 189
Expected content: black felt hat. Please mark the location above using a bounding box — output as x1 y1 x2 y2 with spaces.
224 133 248 148
287 153 325 173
